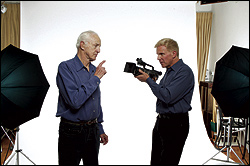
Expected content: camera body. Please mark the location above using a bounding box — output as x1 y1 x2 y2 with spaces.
124 58 162 79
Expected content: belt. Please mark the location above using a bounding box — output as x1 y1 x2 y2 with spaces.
158 112 188 119
61 117 98 126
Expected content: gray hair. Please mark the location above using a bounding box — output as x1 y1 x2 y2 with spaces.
76 30 99 49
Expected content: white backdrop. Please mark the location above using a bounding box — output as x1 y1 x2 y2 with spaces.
7 1 225 165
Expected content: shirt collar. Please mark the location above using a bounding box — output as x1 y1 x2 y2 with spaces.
168 59 183 72
73 54 95 72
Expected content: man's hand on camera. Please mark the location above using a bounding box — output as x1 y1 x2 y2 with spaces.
95 60 107 79
135 69 149 82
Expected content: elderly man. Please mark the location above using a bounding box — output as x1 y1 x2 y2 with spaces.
135 38 194 165
56 30 108 165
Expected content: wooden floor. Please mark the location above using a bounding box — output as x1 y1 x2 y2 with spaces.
1 129 16 165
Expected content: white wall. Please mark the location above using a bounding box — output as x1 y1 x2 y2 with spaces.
9 1 222 165
209 1 249 73
196 1 249 79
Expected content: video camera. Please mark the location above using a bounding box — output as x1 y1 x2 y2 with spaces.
124 58 162 80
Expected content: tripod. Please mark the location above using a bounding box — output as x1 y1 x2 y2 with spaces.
1 126 36 165
203 117 245 165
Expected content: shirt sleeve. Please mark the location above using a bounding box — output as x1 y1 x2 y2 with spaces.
56 62 100 110
146 68 194 105
97 96 105 135
97 110 105 135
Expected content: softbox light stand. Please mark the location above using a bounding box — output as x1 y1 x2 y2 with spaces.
203 117 245 165
1 126 36 165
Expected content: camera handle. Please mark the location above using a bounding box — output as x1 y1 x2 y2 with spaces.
136 58 154 70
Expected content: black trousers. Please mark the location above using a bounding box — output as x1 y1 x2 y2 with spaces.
58 120 100 165
151 112 189 165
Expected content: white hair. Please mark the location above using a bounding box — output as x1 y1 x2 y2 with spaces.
76 30 99 49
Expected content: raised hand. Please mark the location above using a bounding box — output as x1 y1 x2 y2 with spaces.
94 60 107 79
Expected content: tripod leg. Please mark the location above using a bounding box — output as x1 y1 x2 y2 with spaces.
229 146 244 165
203 146 227 165
14 127 36 165
242 118 248 159
19 151 36 165
16 131 19 165
5 152 17 165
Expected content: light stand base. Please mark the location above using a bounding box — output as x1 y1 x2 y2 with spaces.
1 126 36 165
5 149 36 165
203 117 245 165
203 145 244 165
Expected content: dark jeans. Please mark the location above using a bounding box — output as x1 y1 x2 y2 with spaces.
58 120 100 165
151 112 189 165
